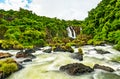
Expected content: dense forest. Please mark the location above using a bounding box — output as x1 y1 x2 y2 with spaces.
0 0 120 50
83 0 120 50
0 8 83 49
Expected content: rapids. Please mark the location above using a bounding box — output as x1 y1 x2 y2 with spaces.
2 45 120 79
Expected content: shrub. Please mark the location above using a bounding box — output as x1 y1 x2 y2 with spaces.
0 58 18 75
114 42 120 51
111 55 120 63
1 39 23 49
78 47 83 55
1 63 18 75
87 39 104 46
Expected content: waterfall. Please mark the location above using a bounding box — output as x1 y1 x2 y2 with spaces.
66 26 76 39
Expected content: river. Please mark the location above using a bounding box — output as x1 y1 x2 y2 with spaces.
0 45 120 79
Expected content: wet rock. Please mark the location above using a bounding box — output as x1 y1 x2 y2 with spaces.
16 50 36 59
93 64 115 72
17 63 24 70
53 45 74 53
0 52 13 59
95 49 110 54
117 67 120 71
53 45 65 52
43 48 52 53
71 53 83 61
25 49 35 53
0 71 3 79
60 63 93 75
23 59 32 62
33 47 42 51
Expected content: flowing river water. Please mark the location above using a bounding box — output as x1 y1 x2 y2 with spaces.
1 45 120 79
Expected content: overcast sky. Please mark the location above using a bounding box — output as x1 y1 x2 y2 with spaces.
0 0 102 20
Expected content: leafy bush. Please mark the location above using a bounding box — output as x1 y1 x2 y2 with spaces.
78 47 83 55
1 39 24 49
87 39 104 46
114 41 120 51
111 55 120 63
1 63 18 75
0 58 18 75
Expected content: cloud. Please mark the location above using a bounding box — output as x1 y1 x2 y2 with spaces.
0 0 29 10
0 0 102 20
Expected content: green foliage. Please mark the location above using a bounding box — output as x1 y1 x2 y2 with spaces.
87 39 104 46
82 0 120 50
72 34 92 46
0 8 79 49
64 45 74 53
111 55 120 63
1 63 18 75
0 58 18 75
114 41 120 51
78 47 83 55
1 39 24 49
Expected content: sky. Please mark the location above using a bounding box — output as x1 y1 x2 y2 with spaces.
0 0 102 20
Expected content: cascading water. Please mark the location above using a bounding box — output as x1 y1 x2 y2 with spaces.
3 45 120 79
66 26 76 39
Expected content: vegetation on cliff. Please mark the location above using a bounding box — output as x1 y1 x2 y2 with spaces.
0 8 83 49
82 0 120 50
0 0 120 50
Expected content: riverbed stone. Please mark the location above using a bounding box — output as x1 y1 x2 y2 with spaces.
0 52 13 59
16 50 35 59
93 64 115 72
53 45 74 53
0 71 3 79
43 48 52 53
95 49 110 54
71 53 83 61
25 49 36 53
60 63 93 75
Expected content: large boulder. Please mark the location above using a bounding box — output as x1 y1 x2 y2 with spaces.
0 52 13 59
60 63 93 75
16 50 35 59
93 64 115 72
95 49 110 54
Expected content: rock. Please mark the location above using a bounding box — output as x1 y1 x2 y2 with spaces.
0 52 13 59
33 47 42 51
16 50 35 59
93 64 115 72
60 63 93 75
17 63 24 70
0 71 3 79
43 48 52 53
53 45 65 52
95 49 110 54
117 67 120 71
53 45 74 53
23 59 32 62
25 49 35 53
71 53 83 61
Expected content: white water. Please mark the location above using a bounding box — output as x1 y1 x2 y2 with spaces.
3 45 120 79
66 26 76 39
